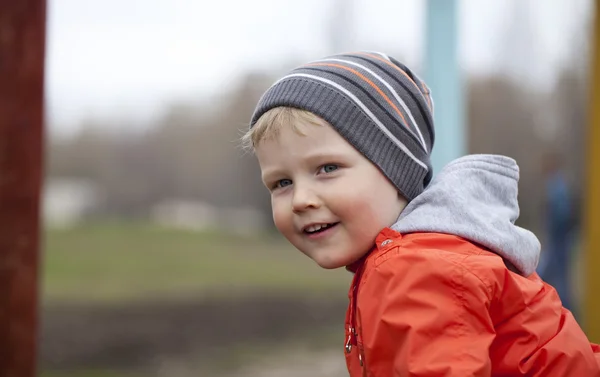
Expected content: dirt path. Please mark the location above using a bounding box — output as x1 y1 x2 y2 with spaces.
40 293 348 375
229 348 348 377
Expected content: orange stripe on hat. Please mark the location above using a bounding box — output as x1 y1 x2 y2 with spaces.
306 62 410 130
355 52 433 111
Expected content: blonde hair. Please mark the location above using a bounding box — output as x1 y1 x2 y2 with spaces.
241 107 324 151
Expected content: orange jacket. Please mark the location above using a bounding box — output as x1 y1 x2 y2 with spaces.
344 229 600 377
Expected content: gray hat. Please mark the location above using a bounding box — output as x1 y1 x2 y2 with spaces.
250 51 435 201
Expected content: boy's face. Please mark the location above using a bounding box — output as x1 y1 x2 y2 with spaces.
255 119 407 269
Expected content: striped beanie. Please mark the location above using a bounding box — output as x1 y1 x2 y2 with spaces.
249 51 435 201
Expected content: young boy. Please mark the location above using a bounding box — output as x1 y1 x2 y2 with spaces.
243 51 600 376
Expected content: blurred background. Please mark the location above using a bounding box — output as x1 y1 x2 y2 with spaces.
37 0 595 376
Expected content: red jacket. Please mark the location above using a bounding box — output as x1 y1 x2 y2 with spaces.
344 229 600 376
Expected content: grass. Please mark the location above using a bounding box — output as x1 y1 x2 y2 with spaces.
42 222 350 303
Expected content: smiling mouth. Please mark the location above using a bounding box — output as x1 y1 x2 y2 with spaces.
303 222 340 235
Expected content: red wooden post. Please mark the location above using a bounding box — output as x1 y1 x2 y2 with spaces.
0 1 47 376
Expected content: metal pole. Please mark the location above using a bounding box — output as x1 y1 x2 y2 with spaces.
0 1 47 376
584 0 600 343
424 0 465 173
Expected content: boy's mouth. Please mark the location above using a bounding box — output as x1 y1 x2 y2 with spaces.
303 222 339 235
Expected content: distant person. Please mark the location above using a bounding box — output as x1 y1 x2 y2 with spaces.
539 153 576 311
242 52 600 376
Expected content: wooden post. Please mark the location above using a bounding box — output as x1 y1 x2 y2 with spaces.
0 0 47 376
584 0 600 343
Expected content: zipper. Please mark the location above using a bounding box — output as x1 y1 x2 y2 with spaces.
345 325 353 353
347 263 366 370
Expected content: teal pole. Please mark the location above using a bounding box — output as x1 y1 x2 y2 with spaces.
424 0 465 173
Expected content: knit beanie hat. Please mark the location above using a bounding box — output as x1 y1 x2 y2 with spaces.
249 51 435 201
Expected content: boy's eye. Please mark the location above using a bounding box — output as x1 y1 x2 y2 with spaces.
320 164 339 174
275 179 292 189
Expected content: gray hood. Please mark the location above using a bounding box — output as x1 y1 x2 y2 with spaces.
392 154 540 276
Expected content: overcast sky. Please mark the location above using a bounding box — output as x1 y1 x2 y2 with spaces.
45 0 591 135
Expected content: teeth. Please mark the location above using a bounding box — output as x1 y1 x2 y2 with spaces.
306 224 324 233
305 223 331 233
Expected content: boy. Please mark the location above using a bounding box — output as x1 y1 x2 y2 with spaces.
243 51 600 376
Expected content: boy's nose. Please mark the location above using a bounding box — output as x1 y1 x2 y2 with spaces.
291 186 321 213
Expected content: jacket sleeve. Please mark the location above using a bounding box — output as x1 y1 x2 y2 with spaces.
358 249 495 376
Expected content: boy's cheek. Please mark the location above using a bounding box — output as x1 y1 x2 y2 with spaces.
271 205 291 235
